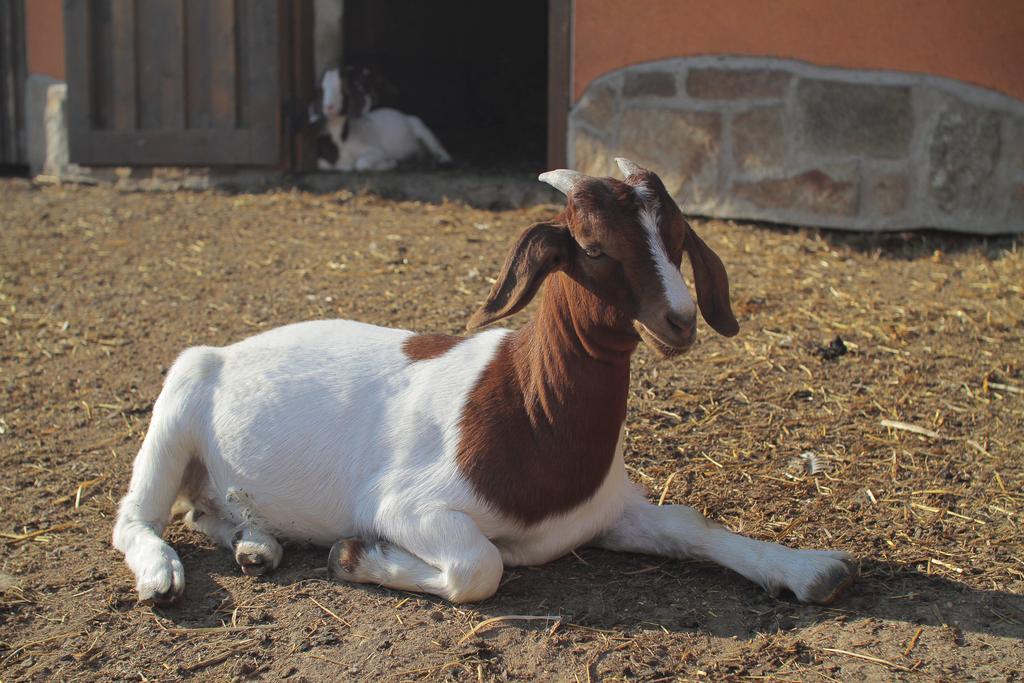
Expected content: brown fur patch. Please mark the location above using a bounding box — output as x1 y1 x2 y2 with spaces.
457 273 633 525
338 538 365 573
403 333 464 361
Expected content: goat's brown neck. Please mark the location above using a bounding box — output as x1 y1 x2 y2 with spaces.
507 272 636 429
456 273 638 524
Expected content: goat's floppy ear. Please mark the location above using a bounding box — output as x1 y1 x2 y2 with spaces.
684 226 740 337
467 222 571 331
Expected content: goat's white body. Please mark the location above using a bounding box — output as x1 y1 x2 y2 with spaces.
163 321 500 542
116 320 632 575
318 109 451 172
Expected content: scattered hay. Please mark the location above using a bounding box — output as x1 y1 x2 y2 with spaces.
1 180 1021 680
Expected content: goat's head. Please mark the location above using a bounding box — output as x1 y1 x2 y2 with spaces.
319 66 374 121
320 67 344 119
467 159 738 357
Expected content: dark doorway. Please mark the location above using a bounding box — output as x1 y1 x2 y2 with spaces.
342 1 549 172
1 0 26 168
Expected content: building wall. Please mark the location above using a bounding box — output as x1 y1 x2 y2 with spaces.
25 0 64 80
570 1 1024 232
573 0 1024 103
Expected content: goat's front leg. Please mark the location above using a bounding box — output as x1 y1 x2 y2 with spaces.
327 511 503 603
592 499 857 604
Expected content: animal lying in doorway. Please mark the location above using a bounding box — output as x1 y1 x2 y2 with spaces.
312 65 451 171
113 158 857 605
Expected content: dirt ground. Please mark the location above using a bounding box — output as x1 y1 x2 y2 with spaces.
1 178 1022 681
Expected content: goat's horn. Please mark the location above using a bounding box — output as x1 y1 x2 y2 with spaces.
615 157 644 178
538 169 586 195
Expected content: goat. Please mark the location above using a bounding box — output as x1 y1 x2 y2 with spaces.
113 159 857 605
315 66 451 171
318 65 379 121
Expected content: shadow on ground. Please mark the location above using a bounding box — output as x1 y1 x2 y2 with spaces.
153 537 1024 643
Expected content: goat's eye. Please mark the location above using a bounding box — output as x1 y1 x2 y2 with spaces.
583 245 603 259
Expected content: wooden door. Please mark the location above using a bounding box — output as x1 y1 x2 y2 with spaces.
64 0 282 166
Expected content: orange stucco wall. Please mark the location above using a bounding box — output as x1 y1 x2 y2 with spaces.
26 0 65 80
573 0 1024 102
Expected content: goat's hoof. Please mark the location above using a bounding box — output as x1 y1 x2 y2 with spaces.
328 537 367 580
236 553 269 576
135 547 186 605
146 584 182 606
232 535 283 577
795 551 859 605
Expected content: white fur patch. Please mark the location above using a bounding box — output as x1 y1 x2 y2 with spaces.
321 68 343 116
634 184 695 316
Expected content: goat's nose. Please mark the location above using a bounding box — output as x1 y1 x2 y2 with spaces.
665 310 696 339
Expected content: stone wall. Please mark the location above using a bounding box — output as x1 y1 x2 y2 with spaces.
570 56 1024 234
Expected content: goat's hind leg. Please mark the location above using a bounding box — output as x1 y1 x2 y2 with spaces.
183 492 283 577
592 497 857 604
354 149 397 171
233 528 283 576
407 115 452 163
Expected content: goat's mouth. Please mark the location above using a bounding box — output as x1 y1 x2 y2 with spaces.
634 321 694 358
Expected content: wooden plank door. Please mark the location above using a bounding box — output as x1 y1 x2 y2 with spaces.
64 0 282 166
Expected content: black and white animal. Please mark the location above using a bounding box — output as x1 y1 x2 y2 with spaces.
314 66 451 172
113 159 857 605
317 64 379 120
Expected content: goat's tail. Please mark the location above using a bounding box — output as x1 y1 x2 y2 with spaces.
112 346 221 601
408 115 453 164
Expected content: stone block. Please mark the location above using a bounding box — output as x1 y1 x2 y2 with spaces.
43 83 71 177
796 79 912 159
732 106 784 173
623 71 676 98
573 129 616 178
24 75 60 176
927 99 1003 214
618 108 720 199
1009 115 1024 175
686 68 790 99
572 83 618 132
865 174 909 216
734 167 859 216
1008 184 1024 226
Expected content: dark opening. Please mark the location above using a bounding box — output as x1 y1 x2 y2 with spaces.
342 0 548 172
0 165 29 177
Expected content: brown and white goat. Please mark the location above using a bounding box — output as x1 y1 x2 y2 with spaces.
113 159 857 605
